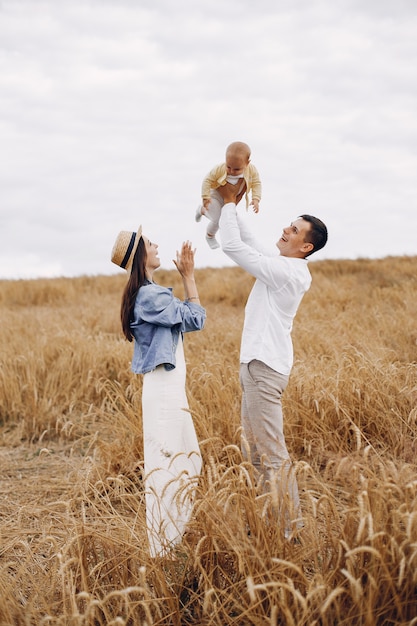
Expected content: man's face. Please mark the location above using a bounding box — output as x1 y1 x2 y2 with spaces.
276 218 313 258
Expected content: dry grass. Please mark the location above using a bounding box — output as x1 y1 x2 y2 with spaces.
0 257 416 625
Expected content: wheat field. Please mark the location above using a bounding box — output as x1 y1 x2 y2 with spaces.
0 256 416 625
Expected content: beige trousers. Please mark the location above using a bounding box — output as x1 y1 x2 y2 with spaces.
240 359 302 537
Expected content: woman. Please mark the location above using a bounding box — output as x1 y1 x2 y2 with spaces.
111 227 206 557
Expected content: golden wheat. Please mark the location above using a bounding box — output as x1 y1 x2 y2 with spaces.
0 257 416 624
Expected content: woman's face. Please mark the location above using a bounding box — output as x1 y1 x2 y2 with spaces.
144 236 160 273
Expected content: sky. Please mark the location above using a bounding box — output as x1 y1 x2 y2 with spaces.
1 0 416 279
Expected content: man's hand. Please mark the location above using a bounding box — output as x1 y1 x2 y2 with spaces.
218 181 247 205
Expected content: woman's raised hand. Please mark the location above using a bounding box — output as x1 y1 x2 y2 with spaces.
173 241 196 278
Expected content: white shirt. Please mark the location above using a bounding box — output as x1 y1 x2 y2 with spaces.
219 203 311 375
226 174 244 185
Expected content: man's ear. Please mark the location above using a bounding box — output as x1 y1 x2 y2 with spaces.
302 242 314 255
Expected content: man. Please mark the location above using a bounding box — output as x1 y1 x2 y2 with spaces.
217 182 328 539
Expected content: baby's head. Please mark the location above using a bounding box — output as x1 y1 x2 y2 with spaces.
225 141 251 176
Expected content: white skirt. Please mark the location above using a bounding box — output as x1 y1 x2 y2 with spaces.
142 334 202 557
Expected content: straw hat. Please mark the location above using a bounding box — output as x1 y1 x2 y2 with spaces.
111 226 143 270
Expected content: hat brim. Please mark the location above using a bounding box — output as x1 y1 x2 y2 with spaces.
111 225 143 271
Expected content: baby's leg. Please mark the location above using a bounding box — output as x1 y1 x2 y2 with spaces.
205 191 222 237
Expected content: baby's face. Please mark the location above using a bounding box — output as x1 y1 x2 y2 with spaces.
225 152 249 176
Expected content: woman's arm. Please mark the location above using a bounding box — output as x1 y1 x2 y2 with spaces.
173 241 201 305
134 283 205 331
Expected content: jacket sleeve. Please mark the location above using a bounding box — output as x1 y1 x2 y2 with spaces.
248 163 262 200
135 284 206 331
201 163 226 199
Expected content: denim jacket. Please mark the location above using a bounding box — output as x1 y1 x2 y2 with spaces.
130 281 206 374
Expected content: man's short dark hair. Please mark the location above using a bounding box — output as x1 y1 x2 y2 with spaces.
299 215 328 257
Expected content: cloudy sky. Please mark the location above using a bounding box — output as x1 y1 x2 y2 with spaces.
1 0 416 279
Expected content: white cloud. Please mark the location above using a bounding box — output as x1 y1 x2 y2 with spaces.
0 0 416 279
0 253 63 280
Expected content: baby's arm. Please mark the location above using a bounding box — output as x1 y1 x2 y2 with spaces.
249 164 262 213
201 164 225 211
201 173 213 202
201 172 214 211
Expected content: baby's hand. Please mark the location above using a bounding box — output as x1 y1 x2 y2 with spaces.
251 199 260 214
203 198 211 212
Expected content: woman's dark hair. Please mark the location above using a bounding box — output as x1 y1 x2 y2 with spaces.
121 237 147 341
299 214 328 257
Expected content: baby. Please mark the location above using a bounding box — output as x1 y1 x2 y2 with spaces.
195 141 262 249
